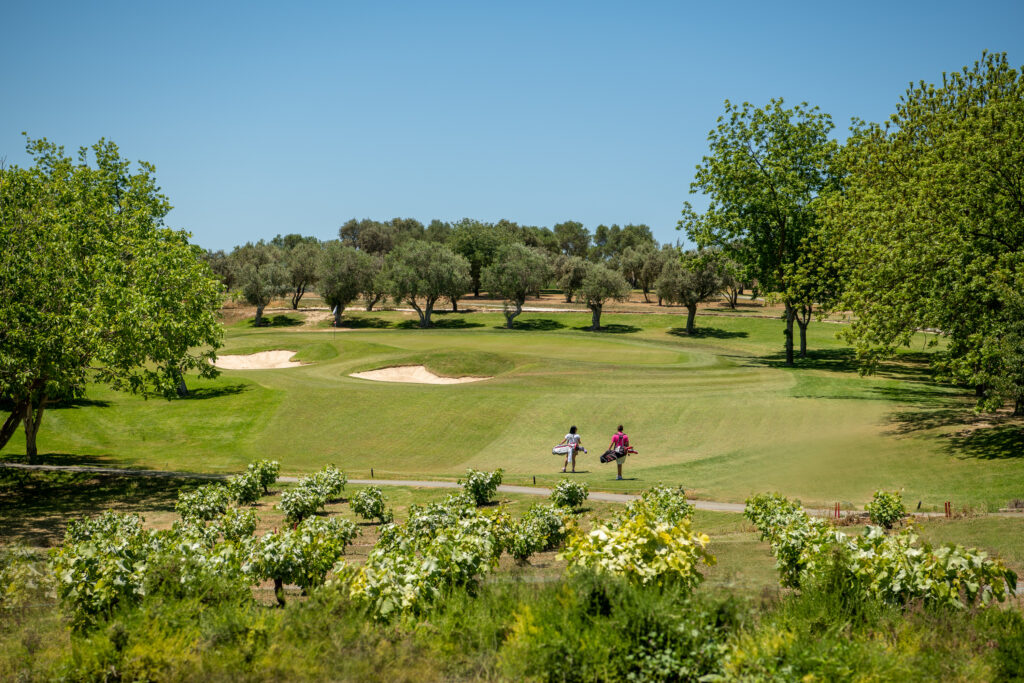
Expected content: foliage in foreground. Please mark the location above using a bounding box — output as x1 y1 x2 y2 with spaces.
458 468 503 506
549 479 589 509
745 493 1018 608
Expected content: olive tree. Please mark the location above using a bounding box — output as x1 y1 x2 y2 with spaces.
284 240 321 309
230 241 290 326
317 242 376 326
0 136 223 459
580 263 630 331
382 241 471 327
657 250 727 334
481 244 550 328
555 255 588 303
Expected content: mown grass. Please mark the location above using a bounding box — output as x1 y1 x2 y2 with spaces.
3 307 1022 511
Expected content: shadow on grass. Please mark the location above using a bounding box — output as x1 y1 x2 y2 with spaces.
0 468 210 546
48 397 113 410
245 315 303 328
573 324 641 334
495 318 566 332
668 327 749 339
945 424 1024 460
178 383 250 401
395 318 484 330
339 316 393 329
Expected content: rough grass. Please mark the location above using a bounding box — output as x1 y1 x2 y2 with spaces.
3 307 1021 511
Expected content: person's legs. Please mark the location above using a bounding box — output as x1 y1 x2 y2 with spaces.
569 447 576 472
616 456 624 480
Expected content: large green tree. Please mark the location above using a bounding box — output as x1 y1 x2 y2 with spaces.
284 240 321 309
681 98 839 365
553 220 592 258
449 219 511 296
828 52 1024 412
382 241 471 327
482 244 551 328
0 136 223 459
317 242 376 326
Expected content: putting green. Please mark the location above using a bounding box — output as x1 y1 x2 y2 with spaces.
6 309 1022 511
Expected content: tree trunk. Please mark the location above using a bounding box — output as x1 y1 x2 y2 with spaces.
564 291 574 303
451 297 459 312
408 299 426 327
176 373 189 398
657 296 663 306
1015 397 1024 417
796 304 812 358
784 302 796 367
505 300 523 329
421 299 435 328
333 305 344 327
686 304 697 333
365 293 381 312
0 408 24 451
23 398 45 463
642 287 650 303
590 304 602 331
728 288 738 309
290 284 305 309
254 304 266 327
274 578 285 607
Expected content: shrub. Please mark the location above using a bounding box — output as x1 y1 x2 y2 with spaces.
560 512 715 589
459 468 503 506
502 504 574 563
865 489 906 529
549 479 589 509
227 469 262 506
623 485 695 524
247 516 359 605
0 545 54 621
247 459 281 493
175 484 231 521
217 506 259 543
307 464 347 501
278 486 324 524
350 486 394 524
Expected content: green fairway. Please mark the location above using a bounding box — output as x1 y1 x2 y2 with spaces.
4 308 1022 510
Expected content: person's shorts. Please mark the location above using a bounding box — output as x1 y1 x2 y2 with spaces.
615 455 626 465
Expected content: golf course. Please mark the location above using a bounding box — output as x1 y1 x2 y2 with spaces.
8 299 1020 512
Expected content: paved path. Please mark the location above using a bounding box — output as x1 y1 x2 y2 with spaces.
5 462 1021 518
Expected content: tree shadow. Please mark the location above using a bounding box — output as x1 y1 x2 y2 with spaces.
247 315 303 328
48 397 113 410
668 327 749 339
495 318 566 331
947 424 1024 460
339 317 393 329
395 318 484 330
178 383 250 400
0 468 211 546
573 324 641 334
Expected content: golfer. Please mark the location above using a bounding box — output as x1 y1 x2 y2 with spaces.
609 425 630 480
557 425 583 473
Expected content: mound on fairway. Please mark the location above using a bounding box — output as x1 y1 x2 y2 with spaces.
213 350 302 369
350 365 489 384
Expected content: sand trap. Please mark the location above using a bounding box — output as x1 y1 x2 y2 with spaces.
350 365 489 384
213 350 303 370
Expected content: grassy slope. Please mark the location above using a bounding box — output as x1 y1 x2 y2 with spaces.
4 308 1022 510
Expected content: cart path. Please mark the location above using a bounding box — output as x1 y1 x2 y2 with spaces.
5 462 1019 518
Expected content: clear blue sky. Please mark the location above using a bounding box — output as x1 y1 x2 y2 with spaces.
3 1 1021 250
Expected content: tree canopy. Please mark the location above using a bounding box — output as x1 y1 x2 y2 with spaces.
0 136 223 459
580 263 630 331
828 52 1024 412
481 244 551 328
317 242 376 326
382 241 471 328
681 98 839 364
657 250 728 333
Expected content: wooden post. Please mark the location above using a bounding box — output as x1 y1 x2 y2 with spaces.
371 468 374 479
533 475 536 485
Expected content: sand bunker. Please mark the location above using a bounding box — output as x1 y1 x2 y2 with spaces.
350 365 489 384
213 350 303 370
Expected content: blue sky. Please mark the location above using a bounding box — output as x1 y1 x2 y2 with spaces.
2 1 1021 250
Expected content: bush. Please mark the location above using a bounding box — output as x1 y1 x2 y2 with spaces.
560 511 715 589
247 516 359 605
459 468 503 506
247 459 281 493
549 479 588 509
216 506 259 543
502 504 574 563
175 484 231 521
865 489 906 529
623 484 695 524
278 486 325 524
227 469 262 506
307 464 347 500
350 486 394 524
